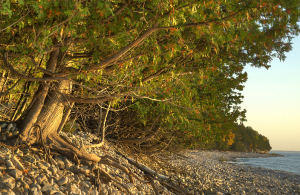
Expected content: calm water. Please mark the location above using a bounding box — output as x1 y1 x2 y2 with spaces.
234 151 300 175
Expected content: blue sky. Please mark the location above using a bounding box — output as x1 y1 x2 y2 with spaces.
240 35 300 151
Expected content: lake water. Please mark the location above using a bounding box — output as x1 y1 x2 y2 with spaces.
234 151 300 175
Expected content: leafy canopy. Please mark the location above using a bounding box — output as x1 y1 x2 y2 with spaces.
1 0 299 146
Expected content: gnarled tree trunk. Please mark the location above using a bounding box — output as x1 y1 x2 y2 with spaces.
14 48 100 163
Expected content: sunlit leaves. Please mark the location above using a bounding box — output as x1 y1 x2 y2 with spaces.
0 0 299 148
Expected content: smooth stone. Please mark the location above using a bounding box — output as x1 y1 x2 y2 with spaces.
49 167 58 175
35 174 47 184
24 188 30 195
69 184 81 194
0 165 7 170
7 168 23 178
52 191 65 195
5 160 14 168
0 182 15 190
20 181 29 189
0 157 6 164
57 161 65 169
42 169 52 176
6 123 14 132
12 187 23 195
2 189 16 195
65 163 72 170
88 189 99 195
30 183 42 190
36 162 47 170
79 181 90 189
80 168 90 174
1 123 7 128
41 184 61 194
63 158 71 165
0 174 15 183
57 177 68 186
58 185 67 192
50 158 58 166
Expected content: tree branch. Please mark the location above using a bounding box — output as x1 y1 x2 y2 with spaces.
68 95 116 103
0 79 21 97
85 23 160 71
157 12 239 30
120 125 160 143
0 10 31 33
2 52 68 82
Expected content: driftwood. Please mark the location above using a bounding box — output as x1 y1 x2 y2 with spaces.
125 156 169 180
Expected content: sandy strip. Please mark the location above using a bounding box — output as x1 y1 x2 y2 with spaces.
167 150 300 195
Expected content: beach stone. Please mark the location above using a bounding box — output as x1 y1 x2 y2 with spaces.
35 174 47 184
57 177 68 186
29 187 41 195
65 163 72 170
49 167 58 175
1 123 7 128
79 181 91 189
57 161 65 169
0 174 15 183
6 123 14 132
36 162 47 170
49 158 57 166
69 183 81 194
41 184 61 194
58 185 67 192
30 183 42 190
2 189 16 195
20 181 29 189
12 187 23 195
0 181 15 190
238 188 245 194
43 169 52 175
5 160 14 168
7 168 22 178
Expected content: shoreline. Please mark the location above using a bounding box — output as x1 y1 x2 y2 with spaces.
168 150 300 194
0 129 298 195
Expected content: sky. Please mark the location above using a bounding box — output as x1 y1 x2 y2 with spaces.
240 35 300 151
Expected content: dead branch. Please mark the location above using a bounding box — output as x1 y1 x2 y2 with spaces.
85 102 111 148
0 78 21 97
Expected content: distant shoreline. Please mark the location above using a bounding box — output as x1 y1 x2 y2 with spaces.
183 149 284 161
168 150 300 194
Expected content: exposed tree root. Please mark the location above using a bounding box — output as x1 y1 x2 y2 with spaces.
48 134 101 163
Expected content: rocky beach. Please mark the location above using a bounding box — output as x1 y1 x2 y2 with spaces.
0 130 299 195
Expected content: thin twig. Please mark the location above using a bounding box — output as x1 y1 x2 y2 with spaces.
0 10 32 33
85 102 111 148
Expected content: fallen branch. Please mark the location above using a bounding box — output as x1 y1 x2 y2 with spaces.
125 156 169 180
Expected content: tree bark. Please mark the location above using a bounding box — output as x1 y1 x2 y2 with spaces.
18 48 60 142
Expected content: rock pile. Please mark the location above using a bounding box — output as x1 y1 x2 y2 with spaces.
0 123 19 141
0 129 299 195
0 131 175 195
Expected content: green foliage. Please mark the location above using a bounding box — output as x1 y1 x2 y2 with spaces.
230 124 272 152
0 0 299 148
